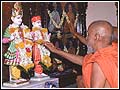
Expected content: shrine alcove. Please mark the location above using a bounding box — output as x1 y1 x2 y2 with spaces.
2 2 88 87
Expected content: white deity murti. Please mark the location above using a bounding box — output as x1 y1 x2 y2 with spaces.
31 16 52 77
2 2 34 81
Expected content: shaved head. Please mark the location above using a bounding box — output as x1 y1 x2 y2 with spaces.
88 20 113 43
87 20 113 51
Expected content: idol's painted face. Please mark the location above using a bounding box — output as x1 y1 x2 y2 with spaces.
33 20 42 28
12 15 22 26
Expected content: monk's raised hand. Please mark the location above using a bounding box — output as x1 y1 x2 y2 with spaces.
43 41 58 53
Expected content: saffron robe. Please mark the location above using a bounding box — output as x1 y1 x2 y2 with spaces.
82 42 118 88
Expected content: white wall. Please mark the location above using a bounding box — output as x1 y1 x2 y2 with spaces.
86 2 117 29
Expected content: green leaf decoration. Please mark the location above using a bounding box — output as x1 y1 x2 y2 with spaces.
39 62 50 72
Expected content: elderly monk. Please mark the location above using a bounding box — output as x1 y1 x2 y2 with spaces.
44 20 118 88
68 23 118 88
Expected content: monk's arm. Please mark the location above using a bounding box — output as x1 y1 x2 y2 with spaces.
55 49 83 65
68 22 87 45
74 33 87 45
44 42 83 65
91 62 106 88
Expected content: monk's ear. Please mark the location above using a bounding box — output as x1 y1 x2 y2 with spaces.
95 33 101 41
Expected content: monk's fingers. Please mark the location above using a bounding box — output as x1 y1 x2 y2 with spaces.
43 41 49 45
43 41 52 46
44 42 55 47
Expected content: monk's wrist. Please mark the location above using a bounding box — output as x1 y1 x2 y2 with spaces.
74 33 79 37
54 48 62 54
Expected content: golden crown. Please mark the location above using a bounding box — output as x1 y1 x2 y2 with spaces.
12 2 23 17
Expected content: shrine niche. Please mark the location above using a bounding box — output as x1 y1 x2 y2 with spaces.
2 2 88 87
